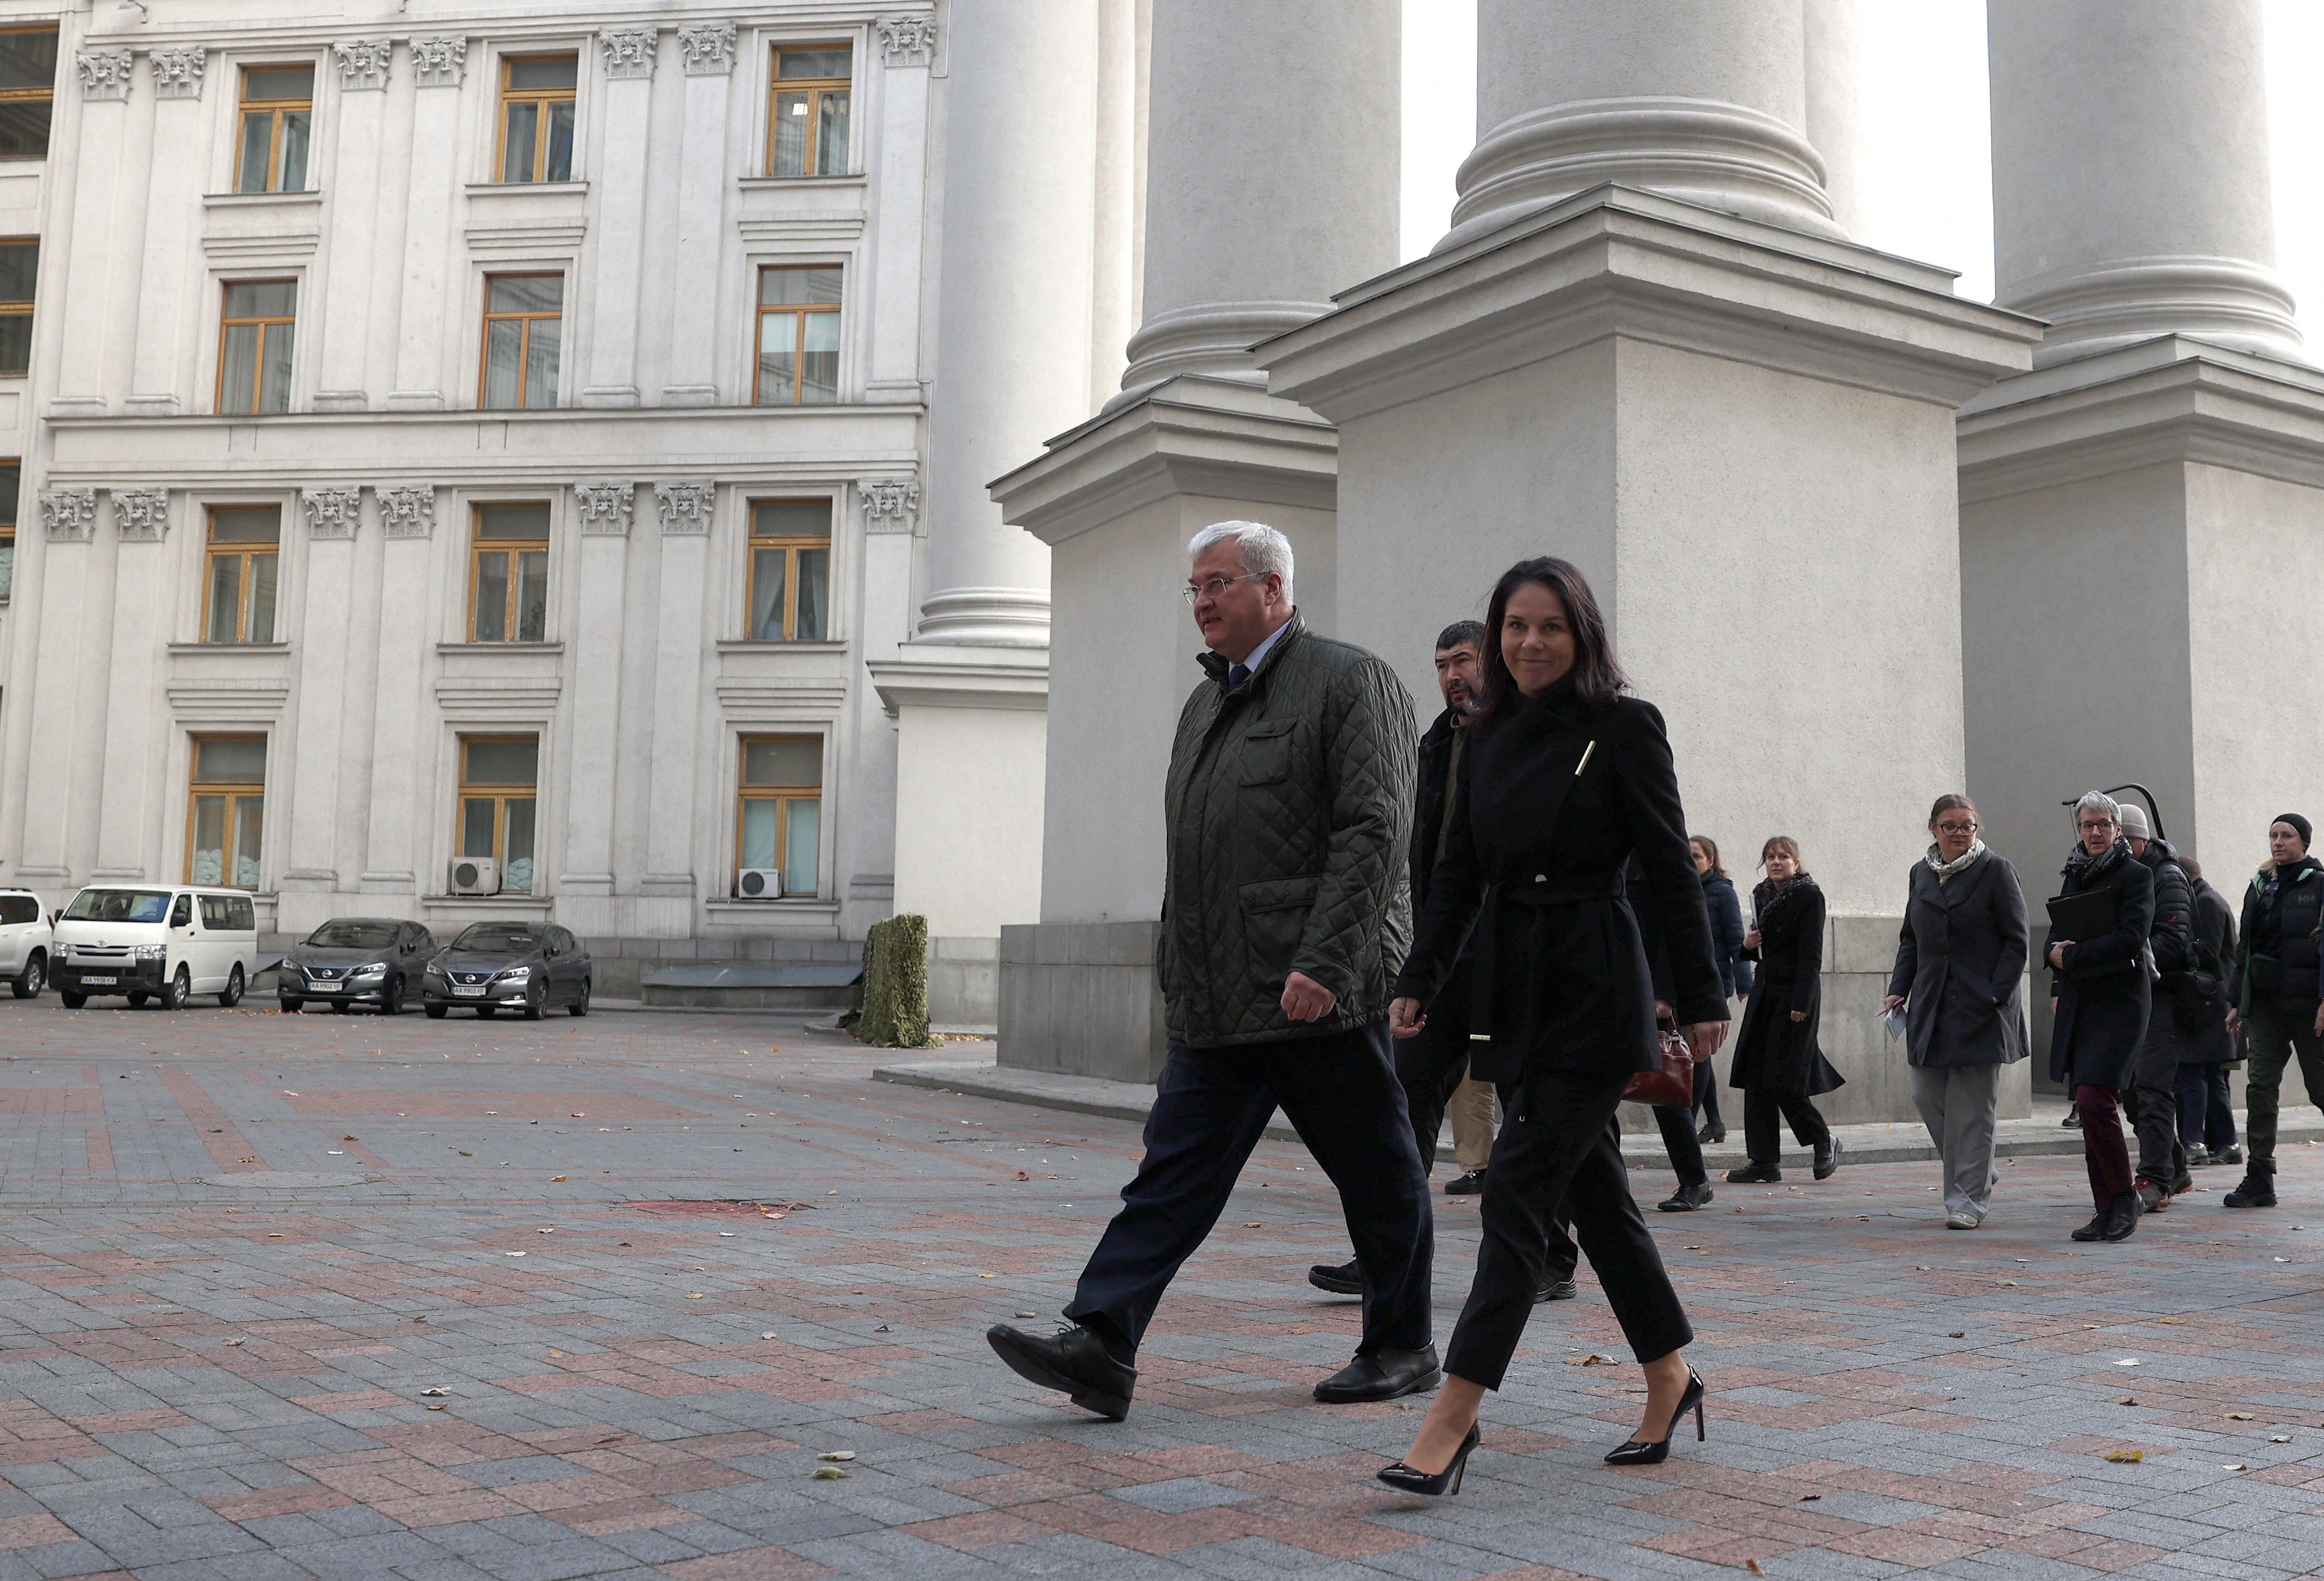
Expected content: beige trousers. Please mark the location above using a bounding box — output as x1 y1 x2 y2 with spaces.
1449 1073 1499 1173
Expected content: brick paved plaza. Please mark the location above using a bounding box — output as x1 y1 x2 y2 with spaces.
0 1001 2321 1580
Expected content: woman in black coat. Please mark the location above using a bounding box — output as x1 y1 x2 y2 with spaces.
1691 836 1750 1144
2045 791 2156 1242
1883 794 2029 1229
2176 860 2241 1166
1726 837 1844 1183
1377 557 1729 1496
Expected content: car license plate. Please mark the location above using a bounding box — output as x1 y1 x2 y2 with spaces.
81 976 117 986
452 984 485 997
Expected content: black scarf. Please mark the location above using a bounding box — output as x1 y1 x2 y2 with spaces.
2063 835 2131 887
1752 871 1816 928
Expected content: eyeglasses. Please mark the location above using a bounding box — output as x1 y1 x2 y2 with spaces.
1183 572 1265 603
2078 818 2117 832
1935 820 1978 835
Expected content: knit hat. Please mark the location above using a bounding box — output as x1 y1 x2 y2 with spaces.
2116 804 2150 840
2276 812 2313 850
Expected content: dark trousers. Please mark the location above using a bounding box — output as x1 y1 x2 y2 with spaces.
1654 1102 1709 1188
2243 1004 2324 1176
2178 1064 2237 1150
1396 963 1475 1173
1691 1058 1723 1130
2073 1084 2134 1209
2123 1039 2184 1186
1067 1022 1433 1357
1743 1088 1830 1166
1444 1069 1692 1391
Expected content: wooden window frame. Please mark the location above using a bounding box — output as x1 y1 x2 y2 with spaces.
234 64 314 194
216 279 295 415
478 273 563 411
495 54 578 185
766 42 852 178
457 734 540 893
0 26 59 162
467 504 550 643
201 507 281 644
0 236 33 379
746 501 833 642
736 734 823 898
753 264 842 406
0 456 16 602
185 734 266 890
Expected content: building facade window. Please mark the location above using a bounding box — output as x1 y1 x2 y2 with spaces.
754 266 840 405
203 507 281 643
469 503 549 643
767 44 850 177
458 735 537 893
235 65 313 194
218 281 295 414
480 274 562 410
0 26 55 161
737 736 822 896
747 500 830 641
188 734 266 888
498 55 576 184
0 459 16 600
0 239 34 378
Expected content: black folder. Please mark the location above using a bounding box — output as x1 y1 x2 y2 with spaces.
2045 889 2118 941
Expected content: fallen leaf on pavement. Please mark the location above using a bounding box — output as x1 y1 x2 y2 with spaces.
2270 1434 2293 1443
2227 1412 2255 1420
686 1293 706 1299
418 1388 449 1397
812 1466 848 1479
222 1338 245 1347
2103 1451 2142 1463
1564 1354 1611 1367
819 1449 856 1461
551 1176 566 1181
1014 1312 1035 1319
1947 1332 1965 1338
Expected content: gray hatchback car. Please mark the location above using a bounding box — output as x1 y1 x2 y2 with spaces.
280 918 439 1014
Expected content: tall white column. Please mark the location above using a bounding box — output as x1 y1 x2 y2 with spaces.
1445 0 1841 251
1802 0 1865 238
1989 0 2296 366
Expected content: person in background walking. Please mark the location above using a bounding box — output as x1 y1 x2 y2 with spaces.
2222 814 2324 1209
1726 838 1843 1184
1444 1076 1498 1194
1883 794 2029 1230
2046 791 2155 1242
2175 858 2242 1168
1691 835 1749 1145
2116 803 2195 1210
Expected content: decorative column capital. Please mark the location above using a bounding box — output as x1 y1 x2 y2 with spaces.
149 47 206 100
875 15 939 66
334 38 393 92
77 48 134 102
859 476 921 534
412 37 467 89
575 482 635 536
113 488 170 542
300 486 362 540
41 489 96 541
376 486 436 539
653 481 715 534
598 27 658 80
678 22 737 76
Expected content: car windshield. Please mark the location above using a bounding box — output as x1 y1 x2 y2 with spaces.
306 921 398 949
451 924 541 952
62 890 173 923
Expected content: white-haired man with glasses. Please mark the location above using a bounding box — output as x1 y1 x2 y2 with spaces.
987 519 1437 1420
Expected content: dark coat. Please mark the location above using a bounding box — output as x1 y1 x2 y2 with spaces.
1729 875 1843 1095
2178 877 2239 1065
1411 708 1466 914
2131 839 2197 1068
1886 848 2030 1069
1701 871 1752 998
1159 614 1418 1048
2230 856 2324 1014
2043 842 2155 1089
1395 680 1722 1095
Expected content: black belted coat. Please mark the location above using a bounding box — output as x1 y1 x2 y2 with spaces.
1729 876 1845 1096
1393 680 1724 1100
2044 842 2156 1090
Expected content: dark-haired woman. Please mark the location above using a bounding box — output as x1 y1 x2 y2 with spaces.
1726 838 1844 1183
1377 557 1729 1497
1692 835 1750 1144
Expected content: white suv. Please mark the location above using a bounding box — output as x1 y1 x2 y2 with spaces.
0 889 49 998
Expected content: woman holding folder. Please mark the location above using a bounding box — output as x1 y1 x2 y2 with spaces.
2045 791 2156 1242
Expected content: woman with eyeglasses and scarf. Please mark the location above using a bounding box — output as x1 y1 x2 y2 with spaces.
1884 794 2030 1229
1726 837 1845 1183
2045 790 2157 1242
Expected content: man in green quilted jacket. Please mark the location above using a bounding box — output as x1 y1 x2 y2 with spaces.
988 520 1436 1421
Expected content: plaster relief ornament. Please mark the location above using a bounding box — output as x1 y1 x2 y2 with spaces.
858 476 921 533
334 38 393 91
148 47 206 100
655 481 716 534
77 48 133 102
412 37 467 89
113 488 169 542
41 489 96 542
301 487 362 541
598 27 657 80
575 482 635 536
875 15 939 65
678 22 737 76
376 486 436 539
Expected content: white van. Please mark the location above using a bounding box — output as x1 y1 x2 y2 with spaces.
0 888 50 997
51 887 264 1009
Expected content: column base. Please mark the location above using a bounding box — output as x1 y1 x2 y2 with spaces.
999 920 1166 1082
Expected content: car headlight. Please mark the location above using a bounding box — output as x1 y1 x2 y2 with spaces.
496 967 531 984
350 962 388 978
132 945 166 961
425 963 446 978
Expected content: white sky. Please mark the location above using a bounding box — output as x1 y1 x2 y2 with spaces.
1400 0 2324 344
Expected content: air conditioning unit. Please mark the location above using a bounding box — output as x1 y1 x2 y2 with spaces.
449 857 501 896
736 867 782 900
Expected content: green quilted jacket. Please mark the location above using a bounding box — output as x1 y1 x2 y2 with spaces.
1159 614 1418 1048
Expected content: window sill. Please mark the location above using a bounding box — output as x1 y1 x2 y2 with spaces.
714 640 847 653
736 173 865 191
436 642 565 656
704 898 838 913
421 893 552 910
167 642 290 655
464 180 590 198
203 190 320 207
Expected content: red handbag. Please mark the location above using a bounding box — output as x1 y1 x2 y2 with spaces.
1623 1025 1696 1107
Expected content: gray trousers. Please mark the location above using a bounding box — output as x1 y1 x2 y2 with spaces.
1909 1063 2002 1221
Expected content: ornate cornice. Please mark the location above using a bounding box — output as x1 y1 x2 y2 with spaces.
113 488 169 542
41 489 96 541
300 486 361 540
655 480 715 534
875 15 938 65
376 486 435 538
413 37 466 89
77 49 133 102
575 481 635 536
335 38 393 91
678 22 737 76
150 47 205 100
858 476 920 534
598 27 657 80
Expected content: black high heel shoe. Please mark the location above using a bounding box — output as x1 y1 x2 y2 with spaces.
1605 1370 1707 1466
1376 1421 1481 1496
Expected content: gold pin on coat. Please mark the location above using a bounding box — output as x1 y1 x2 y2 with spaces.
1574 741 1595 775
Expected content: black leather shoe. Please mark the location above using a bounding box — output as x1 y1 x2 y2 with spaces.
1605 1370 1707 1465
987 1324 1135 1421
2218 1145 2244 1165
1443 1170 1486 1196
2136 1177 2168 1213
1813 1138 1841 1180
1725 1163 1780 1184
2224 1173 2277 1208
1659 1183 1713 1212
1308 1260 1362 1295
2100 1190 2141 1241
1534 1277 1578 1303
1314 1345 1441 1403
1376 1421 1479 1497
2070 1211 2107 1241
1696 1120 1726 1145
2060 1108 2082 1128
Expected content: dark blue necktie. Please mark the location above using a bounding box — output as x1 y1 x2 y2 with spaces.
1228 662 1251 693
